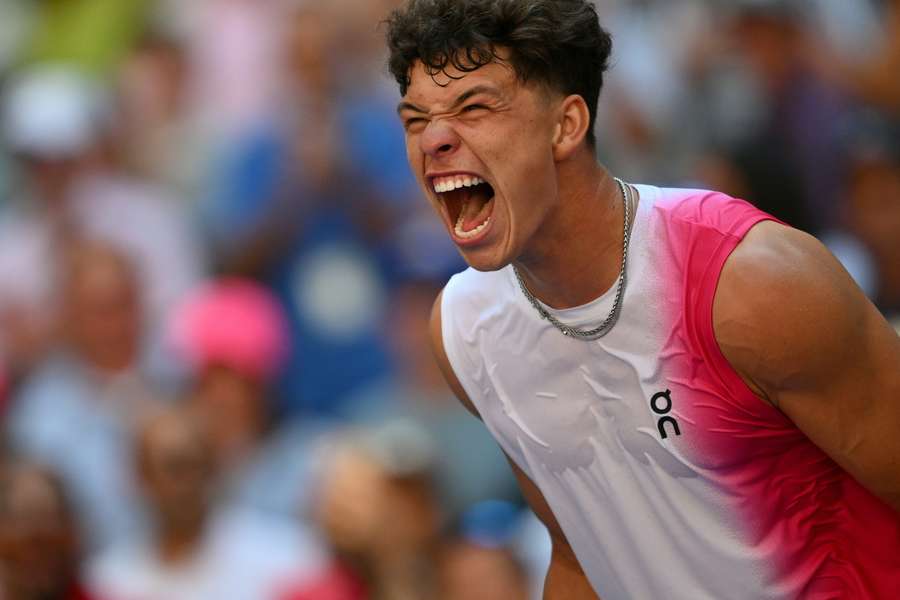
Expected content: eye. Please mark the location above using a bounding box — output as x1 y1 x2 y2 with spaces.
404 118 427 133
461 104 488 114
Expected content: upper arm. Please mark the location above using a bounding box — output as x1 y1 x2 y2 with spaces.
714 221 900 510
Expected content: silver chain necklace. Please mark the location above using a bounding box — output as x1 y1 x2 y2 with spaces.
513 178 634 341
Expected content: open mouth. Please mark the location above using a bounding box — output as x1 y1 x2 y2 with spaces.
432 175 495 240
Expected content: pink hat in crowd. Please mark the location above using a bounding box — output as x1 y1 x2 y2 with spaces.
169 278 290 382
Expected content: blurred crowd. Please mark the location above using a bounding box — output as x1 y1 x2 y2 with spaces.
0 0 897 599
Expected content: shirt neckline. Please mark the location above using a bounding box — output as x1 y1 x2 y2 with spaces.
506 183 661 329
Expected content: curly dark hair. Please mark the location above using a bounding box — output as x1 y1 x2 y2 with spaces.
385 0 613 146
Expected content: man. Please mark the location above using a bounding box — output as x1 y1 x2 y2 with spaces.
8 241 156 550
385 1 900 598
294 426 443 600
88 408 325 600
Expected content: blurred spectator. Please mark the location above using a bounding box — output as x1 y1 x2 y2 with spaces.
842 116 900 320
88 408 325 600
201 2 397 416
437 500 549 600
6 241 160 550
290 426 442 600
437 540 528 600
0 65 204 381
185 0 286 140
806 0 900 114
345 280 520 518
720 4 846 233
283 440 373 600
113 33 208 199
0 66 104 378
436 501 530 600
593 0 712 184
0 459 97 600
169 278 332 518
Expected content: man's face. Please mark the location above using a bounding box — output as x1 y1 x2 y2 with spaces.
64 250 140 373
193 366 266 463
438 542 528 600
139 417 213 530
399 55 562 271
0 470 75 598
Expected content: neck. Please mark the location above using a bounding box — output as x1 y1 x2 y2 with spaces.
514 158 629 309
157 519 205 565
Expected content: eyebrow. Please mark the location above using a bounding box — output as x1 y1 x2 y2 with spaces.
396 85 502 116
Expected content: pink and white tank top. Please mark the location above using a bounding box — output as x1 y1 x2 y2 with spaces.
441 185 900 599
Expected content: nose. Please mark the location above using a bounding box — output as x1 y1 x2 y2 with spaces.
419 119 460 158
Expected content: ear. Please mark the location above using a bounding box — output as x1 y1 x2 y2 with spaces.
552 94 591 162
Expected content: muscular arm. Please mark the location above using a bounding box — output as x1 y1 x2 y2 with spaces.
429 291 600 599
715 222 900 511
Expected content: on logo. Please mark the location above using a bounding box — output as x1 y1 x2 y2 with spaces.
650 389 681 440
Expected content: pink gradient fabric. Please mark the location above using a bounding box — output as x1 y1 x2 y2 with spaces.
658 191 900 598
169 278 289 381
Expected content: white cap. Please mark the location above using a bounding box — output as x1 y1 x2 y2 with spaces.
2 66 108 159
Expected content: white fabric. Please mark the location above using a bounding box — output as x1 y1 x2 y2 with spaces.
87 509 328 600
439 186 775 600
7 355 155 549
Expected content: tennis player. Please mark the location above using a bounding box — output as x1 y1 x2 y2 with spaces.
386 1 900 598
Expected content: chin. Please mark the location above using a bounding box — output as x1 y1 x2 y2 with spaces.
458 246 512 273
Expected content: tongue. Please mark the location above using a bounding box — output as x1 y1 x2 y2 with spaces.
459 188 494 232
460 197 492 232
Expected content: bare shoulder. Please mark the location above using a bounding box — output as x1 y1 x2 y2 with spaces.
713 220 896 405
429 289 481 418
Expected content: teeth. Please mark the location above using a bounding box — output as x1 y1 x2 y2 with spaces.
433 175 485 193
454 212 492 239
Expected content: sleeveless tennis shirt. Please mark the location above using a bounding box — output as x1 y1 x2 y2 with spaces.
440 186 900 599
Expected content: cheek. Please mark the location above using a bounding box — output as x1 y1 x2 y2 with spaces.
491 116 554 174
405 140 433 193
405 136 423 168
495 144 556 207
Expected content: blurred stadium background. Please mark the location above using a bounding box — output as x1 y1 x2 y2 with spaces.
0 0 897 599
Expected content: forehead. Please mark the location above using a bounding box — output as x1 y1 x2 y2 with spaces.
403 57 518 105
144 420 200 457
